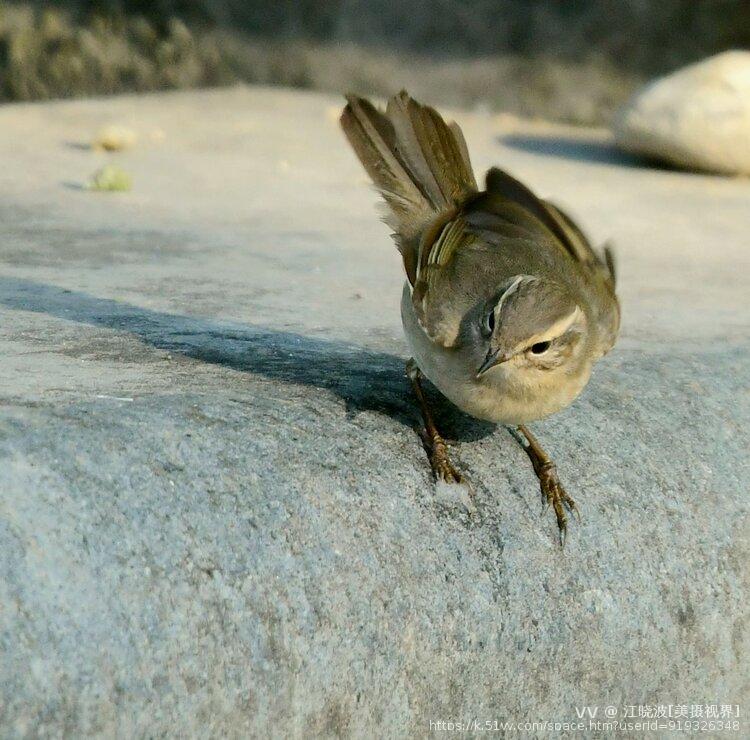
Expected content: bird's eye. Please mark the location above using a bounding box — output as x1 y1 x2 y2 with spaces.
530 341 551 355
486 310 496 334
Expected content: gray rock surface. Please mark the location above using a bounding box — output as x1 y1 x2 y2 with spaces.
614 51 750 175
0 87 748 737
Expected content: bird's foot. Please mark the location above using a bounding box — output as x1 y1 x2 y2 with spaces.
407 359 465 485
536 461 579 546
422 431 463 484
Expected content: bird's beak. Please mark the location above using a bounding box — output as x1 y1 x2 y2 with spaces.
476 348 513 377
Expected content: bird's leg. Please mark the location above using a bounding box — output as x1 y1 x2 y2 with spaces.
516 424 578 545
406 359 463 484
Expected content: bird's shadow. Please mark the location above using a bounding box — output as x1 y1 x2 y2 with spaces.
0 276 495 443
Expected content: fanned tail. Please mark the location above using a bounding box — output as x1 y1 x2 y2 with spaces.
340 91 477 283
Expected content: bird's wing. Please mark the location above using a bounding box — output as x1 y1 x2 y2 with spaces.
542 200 617 288
410 213 474 346
485 167 616 288
411 167 618 348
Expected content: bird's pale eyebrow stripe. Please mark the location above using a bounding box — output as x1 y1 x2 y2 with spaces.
525 305 584 347
495 275 527 317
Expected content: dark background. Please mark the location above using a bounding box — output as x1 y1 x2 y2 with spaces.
2 1 748 123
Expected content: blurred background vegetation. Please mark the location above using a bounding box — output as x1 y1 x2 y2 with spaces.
1 1 748 124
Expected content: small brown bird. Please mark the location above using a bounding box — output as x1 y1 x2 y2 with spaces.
340 92 620 543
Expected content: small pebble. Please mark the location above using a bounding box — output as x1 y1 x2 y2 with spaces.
87 164 132 192
92 124 137 152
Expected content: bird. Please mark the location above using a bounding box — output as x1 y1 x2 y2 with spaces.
340 91 620 544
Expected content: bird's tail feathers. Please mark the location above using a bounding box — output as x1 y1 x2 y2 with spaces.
340 91 477 279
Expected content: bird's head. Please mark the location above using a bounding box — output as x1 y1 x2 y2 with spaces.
474 275 590 384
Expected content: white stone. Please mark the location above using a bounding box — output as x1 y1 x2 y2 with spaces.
614 51 750 175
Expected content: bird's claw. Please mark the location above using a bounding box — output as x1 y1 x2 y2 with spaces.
425 433 463 484
537 461 578 546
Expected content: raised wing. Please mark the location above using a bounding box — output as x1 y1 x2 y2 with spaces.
411 168 618 348
485 167 616 289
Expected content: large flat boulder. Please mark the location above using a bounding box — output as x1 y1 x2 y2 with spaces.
0 87 748 736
